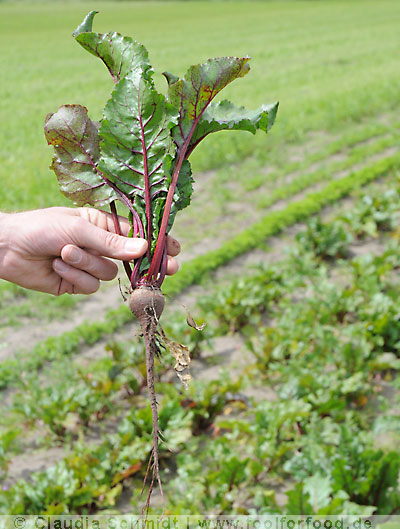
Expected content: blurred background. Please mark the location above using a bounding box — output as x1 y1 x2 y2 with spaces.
1 0 400 516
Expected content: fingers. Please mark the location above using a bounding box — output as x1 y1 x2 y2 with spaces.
70 219 147 261
76 207 131 237
75 209 180 258
52 258 100 295
166 255 179 276
70 209 181 281
52 244 120 295
61 245 118 281
165 236 180 275
166 235 180 257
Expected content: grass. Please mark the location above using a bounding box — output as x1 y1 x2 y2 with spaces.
1 1 400 212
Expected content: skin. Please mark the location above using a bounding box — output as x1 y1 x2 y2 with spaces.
0 207 180 296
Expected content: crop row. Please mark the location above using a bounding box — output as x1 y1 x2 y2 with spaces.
1 152 399 392
176 122 400 250
0 281 80 327
164 152 400 297
252 118 398 182
0 118 396 307
257 130 400 209
1 177 400 513
0 306 132 389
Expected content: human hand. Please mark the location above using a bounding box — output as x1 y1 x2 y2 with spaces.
0 207 180 296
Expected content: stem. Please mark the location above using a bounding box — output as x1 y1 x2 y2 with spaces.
138 97 152 263
372 464 387 507
147 114 203 281
155 244 167 287
146 160 183 281
107 181 144 239
131 257 143 289
110 201 132 282
131 197 139 238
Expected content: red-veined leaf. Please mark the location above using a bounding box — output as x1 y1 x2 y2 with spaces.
44 104 118 207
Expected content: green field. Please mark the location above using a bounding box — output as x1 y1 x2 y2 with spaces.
1 0 400 517
1 0 400 210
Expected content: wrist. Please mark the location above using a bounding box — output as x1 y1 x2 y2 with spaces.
0 213 12 281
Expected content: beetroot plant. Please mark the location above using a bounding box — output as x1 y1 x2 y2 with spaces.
44 11 278 511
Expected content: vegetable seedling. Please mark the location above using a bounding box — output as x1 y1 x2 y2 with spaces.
44 11 278 512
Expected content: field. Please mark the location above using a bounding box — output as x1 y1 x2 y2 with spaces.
1 0 400 516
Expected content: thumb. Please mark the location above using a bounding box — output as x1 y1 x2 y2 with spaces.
71 220 148 260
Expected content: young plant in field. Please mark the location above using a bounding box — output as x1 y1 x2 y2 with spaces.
44 11 278 510
295 216 353 260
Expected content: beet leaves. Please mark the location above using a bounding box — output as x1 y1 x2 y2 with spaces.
45 10 278 287
44 10 278 513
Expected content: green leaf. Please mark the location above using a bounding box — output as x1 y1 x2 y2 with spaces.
72 10 98 37
173 159 193 213
73 11 151 83
167 158 193 231
188 99 279 155
165 57 251 150
285 482 313 515
163 71 179 86
98 68 178 238
369 352 400 371
139 158 193 253
303 474 333 512
44 104 117 207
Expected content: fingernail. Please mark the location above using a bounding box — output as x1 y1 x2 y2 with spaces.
67 247 81 264
53 259 68 273
125 238 147 254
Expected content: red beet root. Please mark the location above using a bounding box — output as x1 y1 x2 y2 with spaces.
129 286 165 322
129 286 165 513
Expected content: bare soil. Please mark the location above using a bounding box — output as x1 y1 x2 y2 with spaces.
1 124 396 359
2 124 399 497
5 192 398 490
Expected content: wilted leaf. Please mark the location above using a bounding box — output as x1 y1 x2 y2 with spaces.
162 334 192 389
184 306 206 331
111 462 142 486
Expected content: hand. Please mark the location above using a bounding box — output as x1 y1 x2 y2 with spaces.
0 207 180 296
